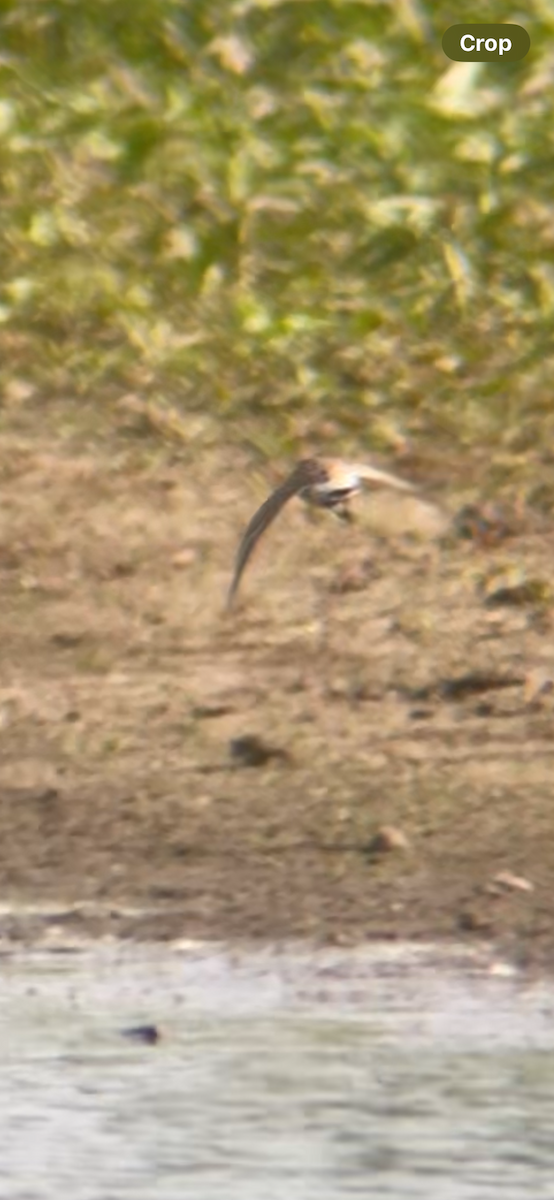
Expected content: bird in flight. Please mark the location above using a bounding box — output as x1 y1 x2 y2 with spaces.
226 456 415 609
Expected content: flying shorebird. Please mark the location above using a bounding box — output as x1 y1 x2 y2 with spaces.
226 456 415 609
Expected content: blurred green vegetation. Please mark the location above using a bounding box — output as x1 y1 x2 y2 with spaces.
0 1 553 464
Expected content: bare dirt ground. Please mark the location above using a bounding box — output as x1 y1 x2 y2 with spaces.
1 404 554 967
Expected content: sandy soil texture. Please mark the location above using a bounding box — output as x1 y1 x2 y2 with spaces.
0 408 553 967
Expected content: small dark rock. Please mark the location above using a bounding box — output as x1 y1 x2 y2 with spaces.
229 734 290 768
50 631 85 648
408 707 433 721
121 1024 161 1046
409 672 523 703
458 909 492 933
193 704 233 719
365 825 410 858
485 580 551 609
35 788 60 805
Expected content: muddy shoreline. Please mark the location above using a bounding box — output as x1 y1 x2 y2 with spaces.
1 413 553 968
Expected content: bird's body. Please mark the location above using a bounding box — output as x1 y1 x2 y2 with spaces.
227 456 414 608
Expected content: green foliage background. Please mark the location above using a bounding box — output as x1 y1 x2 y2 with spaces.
1 1 553 458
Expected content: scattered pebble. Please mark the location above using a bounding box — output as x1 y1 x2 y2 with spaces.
192 704 232 719
365 825 410 858
171 547 197 568
120 1024 161 1046
408 672 523 703
50 631 86 648
523 668 554 706
484 578 551 609
490 870 534 894
229 734 290 768
458 909 491 933
488 960 518 978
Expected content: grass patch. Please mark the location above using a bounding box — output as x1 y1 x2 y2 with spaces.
0 1 553 470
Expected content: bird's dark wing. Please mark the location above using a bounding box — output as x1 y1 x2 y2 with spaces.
226 460 323 608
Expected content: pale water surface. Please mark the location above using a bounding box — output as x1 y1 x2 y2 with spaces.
1 941 554 1199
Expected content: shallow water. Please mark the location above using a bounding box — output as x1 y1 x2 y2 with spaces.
1 941 554 1198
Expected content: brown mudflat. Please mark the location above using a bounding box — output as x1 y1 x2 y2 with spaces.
0 406 553 968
